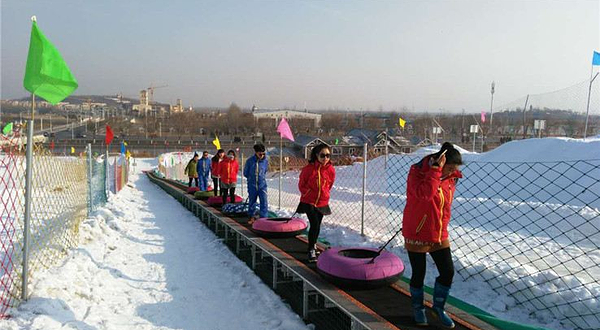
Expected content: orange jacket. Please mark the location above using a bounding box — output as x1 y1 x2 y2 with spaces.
219 158 239 184
298 161 335 207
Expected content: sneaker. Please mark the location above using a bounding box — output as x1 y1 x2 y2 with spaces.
308 249 317 262
248 217 257 225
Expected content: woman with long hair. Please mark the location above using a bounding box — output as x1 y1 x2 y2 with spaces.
402 142 463 328
210 149 225 196
296 143 335 262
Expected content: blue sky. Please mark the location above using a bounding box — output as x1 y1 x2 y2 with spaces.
1 0 599 112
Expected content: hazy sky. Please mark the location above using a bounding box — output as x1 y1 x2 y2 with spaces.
1 0 599 112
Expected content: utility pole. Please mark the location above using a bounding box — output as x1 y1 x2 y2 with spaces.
522 95 529 139
490 81 495 137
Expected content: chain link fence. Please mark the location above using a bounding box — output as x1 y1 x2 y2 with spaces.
155 148 599 329
0 124 127 317
270 153 599 330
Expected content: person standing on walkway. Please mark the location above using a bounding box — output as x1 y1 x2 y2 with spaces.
402 142 463 329
197 151 211 191
244 143 269 224
211 149 225 196
184 153 199 187
219 149 239 205
296 143 335 262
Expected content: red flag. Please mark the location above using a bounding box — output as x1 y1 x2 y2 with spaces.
105 125 114 145
50 141 55 150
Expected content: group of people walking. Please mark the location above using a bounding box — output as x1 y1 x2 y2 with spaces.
184 141 463 328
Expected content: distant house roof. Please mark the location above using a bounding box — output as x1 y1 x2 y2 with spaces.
267 147 302 158
345 128 382 144
292 135 328 147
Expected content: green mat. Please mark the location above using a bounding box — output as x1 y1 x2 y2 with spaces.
399 277 550 330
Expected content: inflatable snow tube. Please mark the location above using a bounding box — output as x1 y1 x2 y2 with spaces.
252 217 307 238
194 191 214 200
206 195 243 206
316 247 404 289
187 187 200 194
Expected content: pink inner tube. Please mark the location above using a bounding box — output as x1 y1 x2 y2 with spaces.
252 217 307 233
187 187 200 193
206 195 243 205
317 247 404 281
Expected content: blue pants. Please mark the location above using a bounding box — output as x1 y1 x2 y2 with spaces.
248 186 268 218
199 174 209 191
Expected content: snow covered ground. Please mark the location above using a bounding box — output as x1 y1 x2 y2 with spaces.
0 159 308 330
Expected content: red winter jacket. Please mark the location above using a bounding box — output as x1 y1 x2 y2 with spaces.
402 156 463 243
219 158 239 184
298 161 336 207
211 158 222 178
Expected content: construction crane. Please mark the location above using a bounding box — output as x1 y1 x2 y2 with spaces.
147 84 168 105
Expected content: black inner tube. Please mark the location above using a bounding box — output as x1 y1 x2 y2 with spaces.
266 217 293 222
338 249 379 259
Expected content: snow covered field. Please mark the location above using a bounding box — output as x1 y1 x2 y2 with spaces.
0 159 308 330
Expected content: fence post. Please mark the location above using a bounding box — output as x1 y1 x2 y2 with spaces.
87 143 93 215
105 148 109 197
240 152 244 199
361 143 368 236
22 119 34 300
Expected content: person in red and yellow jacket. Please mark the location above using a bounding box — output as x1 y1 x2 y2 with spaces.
296 143 336 262
219 149 239 206
402 142 463 328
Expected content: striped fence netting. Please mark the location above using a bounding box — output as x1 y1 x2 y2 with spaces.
90 155 108 212
0 130 129 317
107 154 130 194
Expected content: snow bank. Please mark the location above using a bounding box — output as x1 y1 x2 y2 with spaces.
1 158 308 330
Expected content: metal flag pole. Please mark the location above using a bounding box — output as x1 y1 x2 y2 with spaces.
583 72 599 139
279 135 282 210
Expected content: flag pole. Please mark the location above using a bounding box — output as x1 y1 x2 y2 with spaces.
279 134 282 210
583 71 599 139
22 94 35 300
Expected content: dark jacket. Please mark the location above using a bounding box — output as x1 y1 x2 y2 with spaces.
402 155 462 243
184 159 199 178
243 155 268 190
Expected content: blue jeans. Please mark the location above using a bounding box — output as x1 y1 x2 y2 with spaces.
248 185 268 218
199 174 209 191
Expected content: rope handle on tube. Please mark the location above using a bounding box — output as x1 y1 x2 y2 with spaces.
367 227 402 264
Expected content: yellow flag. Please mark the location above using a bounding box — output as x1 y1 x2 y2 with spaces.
124 141 128 146
212 135 221 150
126 150 131 159
70 147 75 154
399 117 406 128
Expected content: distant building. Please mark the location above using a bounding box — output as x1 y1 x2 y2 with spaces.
170 99 185 113
252 109 322 127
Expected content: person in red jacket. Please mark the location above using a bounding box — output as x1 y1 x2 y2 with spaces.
402 142 463 328
211 149 225 196
296 143 336 262
219 149 239 205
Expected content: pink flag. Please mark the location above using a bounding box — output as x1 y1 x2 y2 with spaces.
277 117 295 142
481 111 486 123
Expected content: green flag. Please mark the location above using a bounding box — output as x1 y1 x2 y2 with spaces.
335 138 339 145
23 17 78 105
2 123 13 135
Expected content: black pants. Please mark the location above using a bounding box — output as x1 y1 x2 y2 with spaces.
306 207 324 251
188 177 198 187
221 187 236 205
212 178 220 196
408 247 454 288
